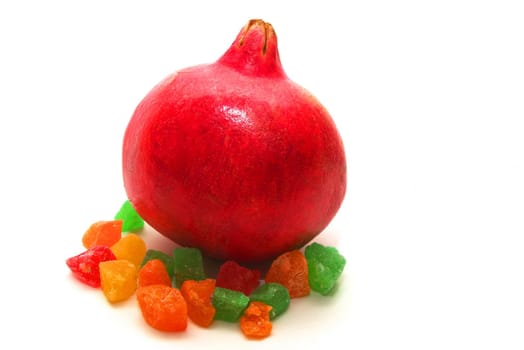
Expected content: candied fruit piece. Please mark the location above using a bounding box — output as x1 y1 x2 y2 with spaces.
212 287 250 322
110 233 147 267
180 279 216 327
141 249 175 279
66 246 116 287
305 242 346 295
99 260 138 303
265 250 310 298
173 247 206 288
216 260 260 296
114 199 144 232
136 285 187 332
240 301 272 339
249 282 290 319
82 220 122 249
138 259 172 288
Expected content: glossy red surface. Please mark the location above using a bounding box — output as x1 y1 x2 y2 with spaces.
123 20 346 262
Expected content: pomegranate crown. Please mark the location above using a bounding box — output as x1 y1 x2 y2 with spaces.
218 19 286 79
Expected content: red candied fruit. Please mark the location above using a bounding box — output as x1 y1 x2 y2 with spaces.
66 246 116 287
216 260 261 296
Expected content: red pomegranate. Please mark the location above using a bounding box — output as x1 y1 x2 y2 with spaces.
122 19 346 262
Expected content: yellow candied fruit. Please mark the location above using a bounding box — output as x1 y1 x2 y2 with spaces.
99 259 138 303
110 233 146 267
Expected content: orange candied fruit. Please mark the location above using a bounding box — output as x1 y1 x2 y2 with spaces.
136 284 187 332
239 301 272 339
180 279 216 327
110 233 146 267
264 250 310 298
138 259 172 288
82 220 122 249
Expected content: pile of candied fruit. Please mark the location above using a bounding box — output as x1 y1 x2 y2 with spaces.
66 200 346 339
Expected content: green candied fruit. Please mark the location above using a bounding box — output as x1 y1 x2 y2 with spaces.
305 242 346 295
212 287 250 322
249 282 290 319
141 249 175 279
114 200 145 233
173 247 206 288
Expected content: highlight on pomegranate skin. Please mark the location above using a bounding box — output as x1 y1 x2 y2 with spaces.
122 19 347 263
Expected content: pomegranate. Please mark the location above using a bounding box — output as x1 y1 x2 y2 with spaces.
122 19 346 262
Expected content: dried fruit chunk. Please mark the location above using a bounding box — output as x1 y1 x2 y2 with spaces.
212 287 250 322
305 242 346 295
173 247 206 288
141 249 175 279
249 282 290 319
240 301 272 339
216 260 260 296
66 246 116 287
180 279 216 327
82 220 122 249
99 260 138 303
138 259 172 288
110 233 147 267
136 285 187 332
264 250 310 298
114 199 144 233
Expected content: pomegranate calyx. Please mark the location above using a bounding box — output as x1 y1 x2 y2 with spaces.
217 19 286 79
238 19 273 54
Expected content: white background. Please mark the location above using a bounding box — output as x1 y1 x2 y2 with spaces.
1 1 523 349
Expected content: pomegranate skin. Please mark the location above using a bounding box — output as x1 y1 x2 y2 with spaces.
123 20 346 262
